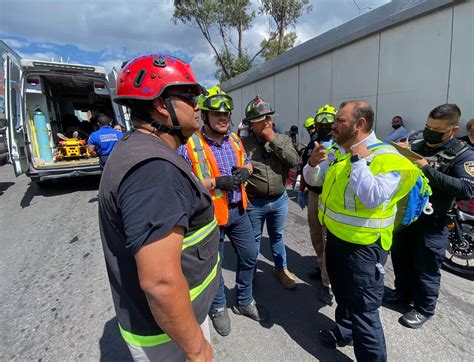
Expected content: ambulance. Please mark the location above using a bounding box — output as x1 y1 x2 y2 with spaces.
0 40 129 184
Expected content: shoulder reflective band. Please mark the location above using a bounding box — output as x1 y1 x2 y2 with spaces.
182 218 218 250
119 254 220 347
319 203 395 228
188 135 212 180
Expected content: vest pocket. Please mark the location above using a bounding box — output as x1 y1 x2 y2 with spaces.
197 228 219 260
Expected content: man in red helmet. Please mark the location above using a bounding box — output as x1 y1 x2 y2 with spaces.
99 54 219 361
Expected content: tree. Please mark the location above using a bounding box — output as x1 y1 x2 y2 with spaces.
260 0 313 57
173 0 255 82
260 31 297 61
172 0 313 81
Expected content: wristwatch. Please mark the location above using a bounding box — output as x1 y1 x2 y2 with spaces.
350 154 362 163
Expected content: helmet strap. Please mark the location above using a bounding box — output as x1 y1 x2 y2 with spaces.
202 111 229 136
164 96 187 144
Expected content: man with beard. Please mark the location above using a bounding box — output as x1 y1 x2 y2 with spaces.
179 86 269 337
384 104 474 328
299 105 337 305
303 100 421 361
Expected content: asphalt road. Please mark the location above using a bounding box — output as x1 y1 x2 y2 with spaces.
0 164 473 361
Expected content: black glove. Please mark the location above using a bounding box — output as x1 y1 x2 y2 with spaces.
231 166 251 182
215 175 242 191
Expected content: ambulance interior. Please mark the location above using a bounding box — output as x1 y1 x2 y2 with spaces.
24 73 119 168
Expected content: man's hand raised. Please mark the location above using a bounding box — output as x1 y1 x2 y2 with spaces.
308 142 327 167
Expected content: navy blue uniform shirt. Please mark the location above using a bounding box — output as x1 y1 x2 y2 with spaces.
413 138 474 214
88 126 123 156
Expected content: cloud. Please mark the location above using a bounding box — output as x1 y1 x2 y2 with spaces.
190 51 219 88
17 50 61 62
0 0 392 85
3 38 30 49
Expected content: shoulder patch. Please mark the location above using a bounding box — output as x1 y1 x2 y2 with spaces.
464 161 474 177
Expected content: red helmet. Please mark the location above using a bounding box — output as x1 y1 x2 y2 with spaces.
114 54 203 106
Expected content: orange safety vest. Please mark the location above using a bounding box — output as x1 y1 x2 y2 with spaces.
186 130 248 226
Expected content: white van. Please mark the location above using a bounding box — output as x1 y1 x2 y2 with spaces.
0 41 129 183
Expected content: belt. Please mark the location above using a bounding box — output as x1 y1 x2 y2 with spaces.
228 202 240 209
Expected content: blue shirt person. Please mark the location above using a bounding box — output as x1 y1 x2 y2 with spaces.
384 115 409 143
88 114 123 168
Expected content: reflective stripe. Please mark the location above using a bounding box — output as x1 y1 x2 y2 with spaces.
119 323 171 347
320 202 395 229
189 253 219 301
344 186 356 212
119 255 220 347
188 135 212 180
182 218 218 250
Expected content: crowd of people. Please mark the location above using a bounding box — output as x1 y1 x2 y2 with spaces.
97 54 474 361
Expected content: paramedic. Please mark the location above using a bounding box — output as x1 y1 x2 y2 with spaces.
87 113 123 168
303 100 420 361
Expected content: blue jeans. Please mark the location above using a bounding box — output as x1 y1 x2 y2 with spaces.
211 207 257 308
246 192 289 270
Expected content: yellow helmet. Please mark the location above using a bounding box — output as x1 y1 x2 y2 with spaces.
198 85 234 112
315 104 337 124
304 117 315 129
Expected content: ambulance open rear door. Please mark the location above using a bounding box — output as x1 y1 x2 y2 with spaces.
0 41 27 176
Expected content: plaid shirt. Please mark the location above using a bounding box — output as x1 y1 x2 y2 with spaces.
178 127 250 203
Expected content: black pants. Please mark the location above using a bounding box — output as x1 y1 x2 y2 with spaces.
391 214 448 316
99 155 109 169
326 231 388 362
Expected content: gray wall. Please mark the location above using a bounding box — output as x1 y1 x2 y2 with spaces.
223 0 473 143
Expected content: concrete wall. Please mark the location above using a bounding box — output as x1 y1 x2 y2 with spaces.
224 0 474 143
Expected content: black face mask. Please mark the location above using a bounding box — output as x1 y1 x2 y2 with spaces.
318 128 332 142
392 124 401 129
423 127 446 144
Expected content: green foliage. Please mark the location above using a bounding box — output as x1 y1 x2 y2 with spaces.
260 31 297 61
172 0 313 81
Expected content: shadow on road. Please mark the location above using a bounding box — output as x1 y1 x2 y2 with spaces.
221 237 352 360
99 317 132 362
0 181 15 195
20 176 101 208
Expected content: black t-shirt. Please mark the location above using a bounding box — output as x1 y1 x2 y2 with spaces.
118 158 209 254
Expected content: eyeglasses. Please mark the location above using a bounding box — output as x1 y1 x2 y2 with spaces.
203 94 234 112
170 92 199 107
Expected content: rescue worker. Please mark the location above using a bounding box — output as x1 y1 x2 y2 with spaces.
98 54 219 361
385 104 474 328
87 113 123 168
299 105 336 305
303 100 421 361
242 96 299 289
178 86 269 337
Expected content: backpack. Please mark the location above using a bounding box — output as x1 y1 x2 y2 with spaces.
393 173 432 232
367 142 432 232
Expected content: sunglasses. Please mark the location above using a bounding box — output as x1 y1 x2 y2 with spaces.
203 94 234 112
170 92 199 107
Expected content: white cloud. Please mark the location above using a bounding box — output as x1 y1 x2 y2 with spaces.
1 0 392 85
17 50 61 62
3 38 30 49
190 51 219 88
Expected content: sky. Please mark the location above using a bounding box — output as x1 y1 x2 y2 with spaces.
0 0 391 88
